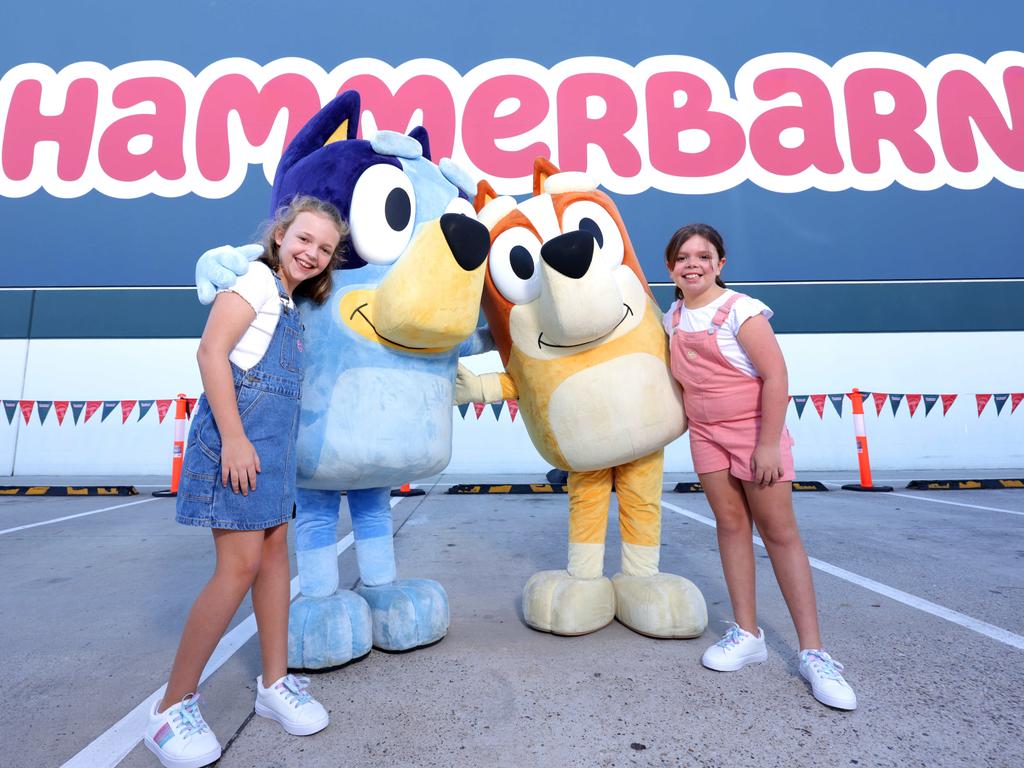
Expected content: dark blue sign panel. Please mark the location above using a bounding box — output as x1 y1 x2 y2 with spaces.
3 1 1023 287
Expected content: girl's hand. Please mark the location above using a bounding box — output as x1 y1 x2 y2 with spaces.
751 443 783 487
221 436 261 495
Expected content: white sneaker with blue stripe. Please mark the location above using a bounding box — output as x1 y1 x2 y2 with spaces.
255 673 330 735
799 649 858 710
144 693 221 768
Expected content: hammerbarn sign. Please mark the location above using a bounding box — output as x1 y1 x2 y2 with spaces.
3 52 1023 200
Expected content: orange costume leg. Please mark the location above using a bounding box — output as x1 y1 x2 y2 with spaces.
610 448 709 639
567 467 613 579
614 449 664 577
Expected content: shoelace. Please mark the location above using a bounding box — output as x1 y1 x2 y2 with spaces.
173 694 210 740
802 650 846 682
715 623 746 650
277 674 314 708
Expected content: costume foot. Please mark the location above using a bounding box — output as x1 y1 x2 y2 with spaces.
356 579 449 651
522 570 615 636
288 590 372 670
612 572 708 638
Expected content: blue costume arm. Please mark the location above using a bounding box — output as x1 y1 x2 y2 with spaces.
195 243 264 305
456 325 495 357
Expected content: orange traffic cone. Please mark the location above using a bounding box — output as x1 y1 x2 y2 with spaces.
391 482 425 497
841 388 893 492
153 394 190 498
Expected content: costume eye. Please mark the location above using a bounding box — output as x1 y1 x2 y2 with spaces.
445 196 477 219
348 162 416 265
489 226 542 305
560 200 624 270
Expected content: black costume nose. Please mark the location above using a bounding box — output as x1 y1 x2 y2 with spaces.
440 213 489 271
540 230 595 279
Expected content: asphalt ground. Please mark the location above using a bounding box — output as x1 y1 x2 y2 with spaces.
2 471 1022 768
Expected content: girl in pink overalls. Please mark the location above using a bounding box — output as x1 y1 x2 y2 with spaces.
663 223 857 710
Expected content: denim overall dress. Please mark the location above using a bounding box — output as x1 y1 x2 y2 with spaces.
669 293 795 482
176 273 304 530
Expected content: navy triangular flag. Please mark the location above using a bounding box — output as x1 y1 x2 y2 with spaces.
923 394 938 416
889 393 904 416
70 401 85 424
36 400 53 424
828 394 845 417
490 401 504 420
457 403 469 419
3 400 17 424
101 400 120 422
792 395 808 418
993 393 1009 415
138 400 155 421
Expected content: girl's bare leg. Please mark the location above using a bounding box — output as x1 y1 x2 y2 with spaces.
252 522 291 684
162 528 265 710
700 470 758 635
742 480 822 650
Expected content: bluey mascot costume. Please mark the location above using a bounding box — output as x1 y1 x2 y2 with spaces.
197 91 492 668
457 159 707 639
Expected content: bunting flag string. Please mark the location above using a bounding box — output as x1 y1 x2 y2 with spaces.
2 390 1022 429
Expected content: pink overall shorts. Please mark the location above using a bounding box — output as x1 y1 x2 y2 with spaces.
669 293 795 482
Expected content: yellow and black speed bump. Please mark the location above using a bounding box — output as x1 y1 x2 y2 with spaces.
674 481 829 493
446 484 569 494
0 485 139 496
906 479 1024 491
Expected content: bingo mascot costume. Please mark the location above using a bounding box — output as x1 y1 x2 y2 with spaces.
197 91 492 668
457 159 707 638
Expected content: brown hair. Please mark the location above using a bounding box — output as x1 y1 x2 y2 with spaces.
259 195 348 305
664 223 727 300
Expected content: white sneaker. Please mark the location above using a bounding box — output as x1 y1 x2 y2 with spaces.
799 649 858 710
255 673 329 736
143 694 221 768
701 622 768 671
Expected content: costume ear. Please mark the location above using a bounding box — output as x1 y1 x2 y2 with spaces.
474 180 498 213
408 126 431 161
533 157 560 196
272 90 361 205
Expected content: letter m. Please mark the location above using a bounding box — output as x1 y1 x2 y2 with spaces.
197 74 321 181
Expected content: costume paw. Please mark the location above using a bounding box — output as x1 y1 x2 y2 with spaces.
522 570 615 636
356 579 449 651
195 243 263 304
288 590 372 670
612 572 708 638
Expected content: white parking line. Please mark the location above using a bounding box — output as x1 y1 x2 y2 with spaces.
0 497 159 536
661 500 1024 651
889 492 1024 517
62 497 404 768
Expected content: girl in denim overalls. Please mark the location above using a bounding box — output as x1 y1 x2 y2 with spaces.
664 223 858 711
145 197 347 768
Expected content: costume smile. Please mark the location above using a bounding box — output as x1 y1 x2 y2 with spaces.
536 304 633 349
349 301 432 351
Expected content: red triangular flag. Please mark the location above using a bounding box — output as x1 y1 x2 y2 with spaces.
975 393 991 416
906 394 922 417
1012 393 1024 414
54 401 70 426
185 398 198 418
507 400 519 422
940 394 957 416
473 402 485 419
84 401 102 423
19 400 34 424
156 399 173 423
810 394 826 418
872 392 887 416
121 400 137 423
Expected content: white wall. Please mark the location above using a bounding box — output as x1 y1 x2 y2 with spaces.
6 331 1023 477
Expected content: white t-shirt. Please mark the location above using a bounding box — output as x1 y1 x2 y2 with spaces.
218 262 294 371
662 289 773 378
